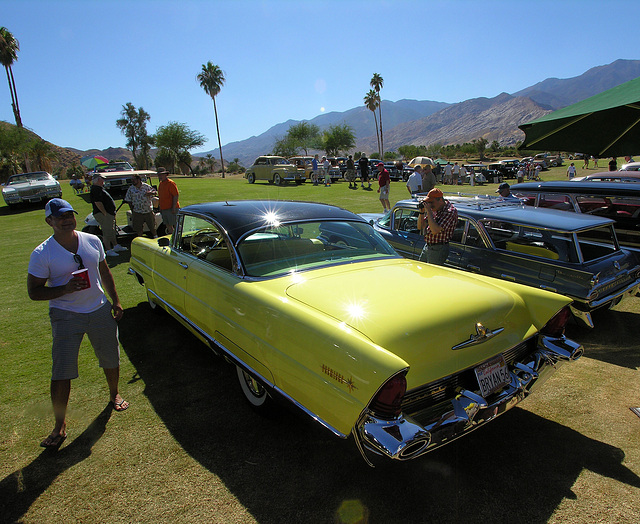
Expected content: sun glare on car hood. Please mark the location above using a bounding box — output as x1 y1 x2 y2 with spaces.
285 260 548 382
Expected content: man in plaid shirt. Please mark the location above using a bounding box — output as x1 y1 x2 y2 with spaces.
417 188 458 265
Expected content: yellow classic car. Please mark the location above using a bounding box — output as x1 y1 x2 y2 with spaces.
129 200 583 465
244 156 304 185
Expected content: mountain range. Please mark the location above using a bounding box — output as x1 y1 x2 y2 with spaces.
6 59 639 171
198 59 640 166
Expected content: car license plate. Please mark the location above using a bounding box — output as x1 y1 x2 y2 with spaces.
474 355 510 397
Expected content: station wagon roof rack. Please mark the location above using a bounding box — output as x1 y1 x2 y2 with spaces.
410 192 524 211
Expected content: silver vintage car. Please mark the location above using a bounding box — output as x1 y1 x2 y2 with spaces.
2 171 62 208
365 195 640 328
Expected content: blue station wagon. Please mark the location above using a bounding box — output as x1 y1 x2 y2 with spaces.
364 196 640 328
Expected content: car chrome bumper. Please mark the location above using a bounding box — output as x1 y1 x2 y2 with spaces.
354 334 583 466
571 279 640 328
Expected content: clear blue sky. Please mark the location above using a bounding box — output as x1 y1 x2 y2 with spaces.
1 0 636 155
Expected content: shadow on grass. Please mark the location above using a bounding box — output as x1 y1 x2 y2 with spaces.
115 302 640 523
566 308 640 369
0 405 112 523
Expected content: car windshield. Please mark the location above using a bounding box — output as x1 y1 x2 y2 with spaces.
97 162 134 172
7 172 50 184
238 220 398 277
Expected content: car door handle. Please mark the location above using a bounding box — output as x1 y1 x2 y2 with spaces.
500 273 516 281
467 264 480 271
179 262 189 269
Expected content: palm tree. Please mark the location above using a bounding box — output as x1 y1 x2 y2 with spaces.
364 90 381 157
0 27 22 127
29 139 58 172
197 62 226 178
370 73 384 156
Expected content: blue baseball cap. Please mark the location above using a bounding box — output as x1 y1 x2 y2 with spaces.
45 198 77 218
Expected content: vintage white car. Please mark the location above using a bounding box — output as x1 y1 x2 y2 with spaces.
129 200 583 464
2 171 62 207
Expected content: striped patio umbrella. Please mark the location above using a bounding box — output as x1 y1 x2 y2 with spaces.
80 155 109 170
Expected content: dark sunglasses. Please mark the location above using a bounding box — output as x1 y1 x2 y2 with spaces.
73 254 85 270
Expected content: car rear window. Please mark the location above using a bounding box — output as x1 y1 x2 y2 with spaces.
483 221 578 262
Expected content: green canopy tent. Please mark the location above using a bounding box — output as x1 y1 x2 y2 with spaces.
519 76 640 157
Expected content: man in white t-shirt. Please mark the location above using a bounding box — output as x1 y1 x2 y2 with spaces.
27 198 128 450
567 163 577 179
452 162 461 185
443 162 453 184
406 166 423 195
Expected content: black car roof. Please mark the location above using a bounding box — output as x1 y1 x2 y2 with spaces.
511 180 640 196
182 200 366 243
394 196 614 232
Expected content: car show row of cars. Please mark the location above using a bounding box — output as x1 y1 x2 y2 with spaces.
125 172 640 465
6 157 640 465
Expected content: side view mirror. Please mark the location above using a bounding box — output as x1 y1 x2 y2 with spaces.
158 237 171 247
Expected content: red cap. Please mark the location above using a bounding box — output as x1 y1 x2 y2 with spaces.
425 188 443 202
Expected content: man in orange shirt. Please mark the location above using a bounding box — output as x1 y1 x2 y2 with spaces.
157 168 180 234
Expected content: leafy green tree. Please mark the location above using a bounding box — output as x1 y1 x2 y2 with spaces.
0 124 29 180
490 140 500 152
426 143 441 158
272 136 299 158
154 147 176 173
0 27 22 127
197 61 226 177
29 139 58 172
473 137 488 160
286 121 320 155
65 164 84 179
227 158 244 173
116 103 153 169
154 121 206 174
321 124 355 156
364 89 380 157
370 73 384 156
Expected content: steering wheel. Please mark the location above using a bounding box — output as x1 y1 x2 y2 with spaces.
190 228 222 256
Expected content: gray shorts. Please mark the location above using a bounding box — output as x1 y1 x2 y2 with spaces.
160 208 177 227
49 302 120 380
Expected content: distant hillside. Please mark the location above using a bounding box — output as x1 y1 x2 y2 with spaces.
199 99 450 167
201 59 640 165
513 59 640 109
0 122 82 174
357 93 550 151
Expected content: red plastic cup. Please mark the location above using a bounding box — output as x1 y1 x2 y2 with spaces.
71 268 91 289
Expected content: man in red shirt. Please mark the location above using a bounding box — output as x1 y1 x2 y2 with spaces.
417 188 458 265
157 168 180 234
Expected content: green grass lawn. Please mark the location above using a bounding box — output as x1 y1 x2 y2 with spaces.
1 171 639 523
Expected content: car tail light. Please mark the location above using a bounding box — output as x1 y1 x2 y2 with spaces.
369 373 407 419
540 306 572 337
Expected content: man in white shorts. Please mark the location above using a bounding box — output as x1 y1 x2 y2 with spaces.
28 198 128 450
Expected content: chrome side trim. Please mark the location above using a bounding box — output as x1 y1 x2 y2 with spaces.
588 279 639 309
354 334 583 465
145 289 347 439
